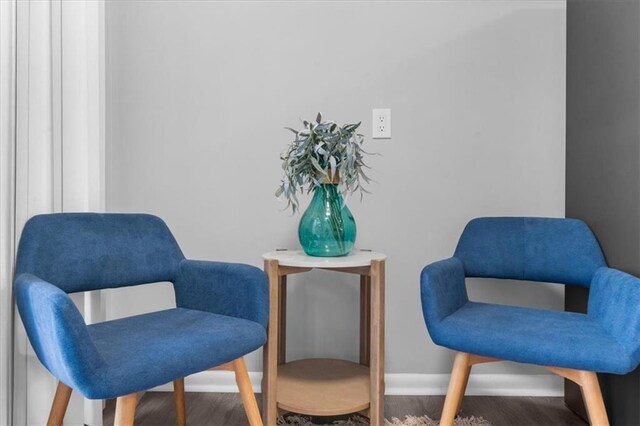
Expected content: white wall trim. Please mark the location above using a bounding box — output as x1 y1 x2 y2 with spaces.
385 373 562 397
150 371 563 397
0 1 17 424
11 1 106 424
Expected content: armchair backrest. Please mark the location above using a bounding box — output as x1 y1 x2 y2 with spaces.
454 217 606 287
15 213 184 293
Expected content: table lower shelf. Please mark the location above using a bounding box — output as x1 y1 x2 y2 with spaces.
276 358 371 416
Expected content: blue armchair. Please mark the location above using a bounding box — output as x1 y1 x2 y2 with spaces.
421 217 640 426
15 213 267 426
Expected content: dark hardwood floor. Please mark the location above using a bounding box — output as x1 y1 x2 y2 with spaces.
103 393 587 426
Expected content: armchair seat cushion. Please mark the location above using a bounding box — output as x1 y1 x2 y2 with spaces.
433 302 633 374
86 308 266 399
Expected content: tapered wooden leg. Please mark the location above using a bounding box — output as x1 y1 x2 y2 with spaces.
114 393 138 426
262 259 280 425
47 382 72 426
580 371 609 426
369 260 385 426
455 365 472 414
441 352 472 426
174 378 186 426
437 354 609 426
233 357 263 426
544 366 609 426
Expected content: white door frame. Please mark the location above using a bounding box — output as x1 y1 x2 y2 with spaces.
12 1 106 424
0 1 17 425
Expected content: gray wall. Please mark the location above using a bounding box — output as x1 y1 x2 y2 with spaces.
565 0 640 422
106 0 566 375
566 0 640 275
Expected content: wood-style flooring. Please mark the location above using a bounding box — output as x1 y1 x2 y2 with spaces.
103 393 587 426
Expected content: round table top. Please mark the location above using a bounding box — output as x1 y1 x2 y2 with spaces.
262 249 386 268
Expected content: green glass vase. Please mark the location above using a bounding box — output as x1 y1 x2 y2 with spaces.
298 184 356 257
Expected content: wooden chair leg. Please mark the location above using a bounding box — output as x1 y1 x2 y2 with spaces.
545 366 609 426
455 364 472 413
174 378 186 426
580 371 609 426
47 382 72 426
440 352 472 426
233 357 263 426
114 393 138 426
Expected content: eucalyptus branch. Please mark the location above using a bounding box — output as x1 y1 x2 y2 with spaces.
276 112 373 213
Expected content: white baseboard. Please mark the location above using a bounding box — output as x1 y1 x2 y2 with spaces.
385 373 563 396
151 371 563 397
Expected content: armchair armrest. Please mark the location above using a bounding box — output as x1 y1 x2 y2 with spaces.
420 257 469 336
588 267 640 366
174 259 269 328
14 273 104 394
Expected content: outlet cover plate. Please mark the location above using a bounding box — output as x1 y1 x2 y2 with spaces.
372 108 391 139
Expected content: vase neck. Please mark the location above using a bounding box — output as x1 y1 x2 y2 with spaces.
316 183 339 192
314 184 342 200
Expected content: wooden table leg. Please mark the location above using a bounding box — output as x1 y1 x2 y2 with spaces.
359 274 371 366
369 260 385 426
262 259 280 425
278 275 287 365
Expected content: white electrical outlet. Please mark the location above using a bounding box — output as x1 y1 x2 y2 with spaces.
372 108 391 139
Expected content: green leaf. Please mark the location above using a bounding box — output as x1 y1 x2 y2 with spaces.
310 156 325 174
329 156 337 179
276 114 378 212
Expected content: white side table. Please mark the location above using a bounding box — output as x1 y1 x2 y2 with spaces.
261 250 387 426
